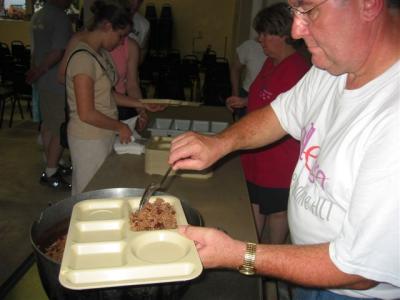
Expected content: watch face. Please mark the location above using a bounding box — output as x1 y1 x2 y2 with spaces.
238 265 255 276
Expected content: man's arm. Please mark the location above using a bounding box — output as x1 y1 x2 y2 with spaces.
180 226 377 290
255 243 377 290
73 74 132 143
169 105 287 170
26 49 64 84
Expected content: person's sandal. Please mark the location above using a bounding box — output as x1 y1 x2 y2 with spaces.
58 164 72 176
40 171 72 189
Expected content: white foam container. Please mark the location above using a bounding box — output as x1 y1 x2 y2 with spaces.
144 136 213 179
59 196 203 290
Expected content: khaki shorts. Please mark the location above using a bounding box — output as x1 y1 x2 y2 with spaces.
39 89 65 136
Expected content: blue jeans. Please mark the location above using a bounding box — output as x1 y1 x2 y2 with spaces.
292 287 380 300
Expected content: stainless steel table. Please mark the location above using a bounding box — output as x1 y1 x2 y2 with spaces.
85 106 264 300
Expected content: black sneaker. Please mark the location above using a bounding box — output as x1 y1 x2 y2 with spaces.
40 171 72 189
58 164 72 176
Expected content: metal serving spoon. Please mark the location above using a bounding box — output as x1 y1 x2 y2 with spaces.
138 166 173 211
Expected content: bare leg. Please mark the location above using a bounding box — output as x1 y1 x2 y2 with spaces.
46 135 63 169
252 203 266 240
264 211 289 244
40 125 52 161
41 125 63 169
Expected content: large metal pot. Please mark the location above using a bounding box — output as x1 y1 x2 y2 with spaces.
30 188 203 300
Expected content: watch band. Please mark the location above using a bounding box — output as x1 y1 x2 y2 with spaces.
238 242 257 275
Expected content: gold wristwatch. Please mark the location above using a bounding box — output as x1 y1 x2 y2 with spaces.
238 242 257 275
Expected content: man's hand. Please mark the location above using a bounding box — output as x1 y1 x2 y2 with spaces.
168 132 225 171
226 96 247 112
25 66 46 84
179 225 245 269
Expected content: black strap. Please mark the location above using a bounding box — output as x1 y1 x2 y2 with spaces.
64 48 107 122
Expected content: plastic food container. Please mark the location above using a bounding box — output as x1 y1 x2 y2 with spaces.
145 136 213 179
59 196 203 290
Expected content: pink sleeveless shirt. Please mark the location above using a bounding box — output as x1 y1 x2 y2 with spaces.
110 36 129 94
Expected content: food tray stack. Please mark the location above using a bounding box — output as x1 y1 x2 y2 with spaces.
59 196 203 290
148 118 228 137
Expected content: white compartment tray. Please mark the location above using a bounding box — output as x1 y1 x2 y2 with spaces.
59 196 203 290
148 118 228 137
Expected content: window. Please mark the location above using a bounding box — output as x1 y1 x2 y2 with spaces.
4 0 26 9
1 0 27 19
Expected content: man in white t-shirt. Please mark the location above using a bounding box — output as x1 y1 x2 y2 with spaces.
168 1 400 299
128 0 149 62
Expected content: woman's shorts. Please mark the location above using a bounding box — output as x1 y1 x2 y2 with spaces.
246 181 289 215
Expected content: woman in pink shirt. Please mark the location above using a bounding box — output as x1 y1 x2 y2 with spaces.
240 4 310 244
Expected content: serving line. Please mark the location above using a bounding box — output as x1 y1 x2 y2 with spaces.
83 106 262 300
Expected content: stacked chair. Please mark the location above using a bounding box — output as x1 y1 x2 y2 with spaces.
158 4 173 51
139 4 231 104
202 56 231 106
11 40 31 68
154 49 185 100
0 40 32 128
144 2 173 53
181 55 200 101
145 3 159 53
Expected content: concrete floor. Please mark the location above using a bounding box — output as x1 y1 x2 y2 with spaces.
0 103 71 290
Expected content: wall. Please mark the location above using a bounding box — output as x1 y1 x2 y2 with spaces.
0 19 30 46
140 0 237 61
84 0 237 62
233 0 286 48
0 0 253 63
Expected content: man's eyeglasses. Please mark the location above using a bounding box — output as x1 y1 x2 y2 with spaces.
288 0 329 23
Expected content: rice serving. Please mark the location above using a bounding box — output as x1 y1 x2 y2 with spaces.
130 197 177 231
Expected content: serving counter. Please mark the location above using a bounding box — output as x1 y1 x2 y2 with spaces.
84 106 263 300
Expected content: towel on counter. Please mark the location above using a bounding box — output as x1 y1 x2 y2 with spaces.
114 116 145 155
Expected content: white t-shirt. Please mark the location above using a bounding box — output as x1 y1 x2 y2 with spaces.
271 61 400 299
236 39 266 92
129 12 150 49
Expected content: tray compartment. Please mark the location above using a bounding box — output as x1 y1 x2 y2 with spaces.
169 119 191 136
69 241 127 269
127 195 187 226
148 118 172 136
75 199 125 221
210 121 228 133
131 231 191 263
71 220 126 243
191 120 209 133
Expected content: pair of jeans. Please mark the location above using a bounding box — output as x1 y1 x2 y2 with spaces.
293 287 380 300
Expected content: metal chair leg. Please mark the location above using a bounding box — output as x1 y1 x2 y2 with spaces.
0 98 5 128
8 96 25 128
